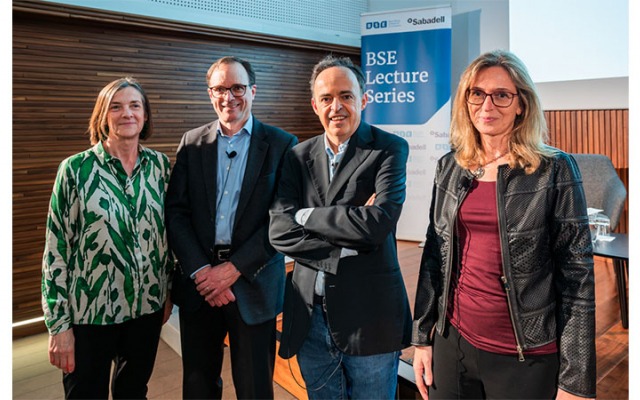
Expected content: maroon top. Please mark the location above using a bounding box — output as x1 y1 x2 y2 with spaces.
448 180 557 356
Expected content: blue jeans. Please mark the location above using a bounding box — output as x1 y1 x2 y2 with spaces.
297 304 400 399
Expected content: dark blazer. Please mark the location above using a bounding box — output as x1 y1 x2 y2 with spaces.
269 121 412 357
166 116 297 325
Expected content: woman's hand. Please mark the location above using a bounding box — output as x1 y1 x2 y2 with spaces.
163 295 174 324
556 388 594 400
48 329 75 373
413 345 434 399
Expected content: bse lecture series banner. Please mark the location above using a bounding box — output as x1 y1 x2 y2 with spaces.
361 6 452 241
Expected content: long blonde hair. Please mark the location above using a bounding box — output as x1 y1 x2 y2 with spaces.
451 50 555 174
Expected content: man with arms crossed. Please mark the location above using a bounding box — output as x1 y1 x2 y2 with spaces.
269 55 412 399
166 56 297 399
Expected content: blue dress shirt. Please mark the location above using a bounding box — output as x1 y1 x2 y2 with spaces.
215 116 252 245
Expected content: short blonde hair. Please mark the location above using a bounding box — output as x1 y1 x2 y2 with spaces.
451 50 555 174
87 77 153 145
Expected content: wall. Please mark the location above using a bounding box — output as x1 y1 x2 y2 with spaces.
509 0 628 110
536 78 628 111
41 0 365 47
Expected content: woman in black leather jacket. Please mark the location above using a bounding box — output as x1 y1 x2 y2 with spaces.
411 50 595 400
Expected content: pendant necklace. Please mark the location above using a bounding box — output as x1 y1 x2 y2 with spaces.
471 151 508 179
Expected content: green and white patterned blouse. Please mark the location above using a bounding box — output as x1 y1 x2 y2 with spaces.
42 142 173 335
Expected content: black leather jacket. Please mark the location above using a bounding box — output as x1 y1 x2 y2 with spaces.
412 150 596 397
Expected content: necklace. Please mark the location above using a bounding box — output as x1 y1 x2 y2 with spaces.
471 151 508 179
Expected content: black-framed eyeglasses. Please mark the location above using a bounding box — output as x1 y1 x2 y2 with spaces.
466 88 518 108
208 84 248 98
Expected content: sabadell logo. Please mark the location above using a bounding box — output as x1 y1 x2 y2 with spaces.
407 15 446 25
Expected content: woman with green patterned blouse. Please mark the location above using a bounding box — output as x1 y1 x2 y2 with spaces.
42 77 173 399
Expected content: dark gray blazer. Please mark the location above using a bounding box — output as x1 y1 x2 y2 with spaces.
166 116 297 325
269 121 412 357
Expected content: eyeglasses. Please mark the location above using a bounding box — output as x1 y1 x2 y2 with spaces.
466 88 518 108
208 84 248 98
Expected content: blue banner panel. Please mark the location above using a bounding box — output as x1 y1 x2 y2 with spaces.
362 29 451 125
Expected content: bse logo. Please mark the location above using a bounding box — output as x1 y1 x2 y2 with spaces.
366 20 388 29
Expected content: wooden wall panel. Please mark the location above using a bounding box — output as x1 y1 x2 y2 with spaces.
544 110 629 234
13 2 358 336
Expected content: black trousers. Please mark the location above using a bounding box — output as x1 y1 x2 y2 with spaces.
62 309 164 399
430 323 559 400
179 300 277 399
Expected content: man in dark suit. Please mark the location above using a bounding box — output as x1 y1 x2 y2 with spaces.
165 56 297 399
269 55 412 399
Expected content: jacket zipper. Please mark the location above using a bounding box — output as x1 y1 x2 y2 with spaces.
496 166 526 362
500 276 525 361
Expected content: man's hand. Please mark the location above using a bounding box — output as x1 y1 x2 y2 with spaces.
413 345 433 399
205 288 237 307
194 261 242 299
49 329 75 373
365 193 376 206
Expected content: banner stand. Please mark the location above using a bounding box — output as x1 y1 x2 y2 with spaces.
361 7 452 241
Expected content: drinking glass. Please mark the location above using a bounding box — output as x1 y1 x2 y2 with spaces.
588 213 598 244
595 214 611 241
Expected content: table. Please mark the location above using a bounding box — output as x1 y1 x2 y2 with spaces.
592 233 629 328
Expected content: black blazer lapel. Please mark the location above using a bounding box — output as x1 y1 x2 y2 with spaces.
305 137 330 206
201 124 219 221
326 123 374 205
235 118 269 222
